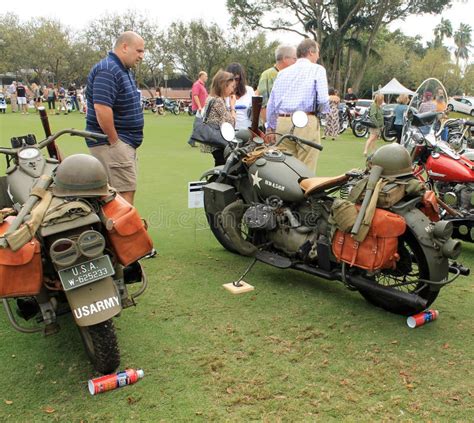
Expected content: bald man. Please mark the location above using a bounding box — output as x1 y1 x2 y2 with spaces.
85 31 145 204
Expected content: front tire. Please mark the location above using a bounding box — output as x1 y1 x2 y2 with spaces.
79 319 120 374
173 106 180 115
352 122 368 138
382 127 397 143
358 232 439 315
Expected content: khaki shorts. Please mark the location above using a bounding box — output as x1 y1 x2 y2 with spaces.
369 127 381 136
89 140 137 192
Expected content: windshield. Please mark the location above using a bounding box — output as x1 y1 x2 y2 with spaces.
402 78 447 156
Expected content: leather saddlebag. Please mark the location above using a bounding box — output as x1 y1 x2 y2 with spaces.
332 208 406 271
101 194 153 266
0 217 43 298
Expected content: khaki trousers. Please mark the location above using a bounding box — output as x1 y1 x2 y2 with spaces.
10 93 18 112
276 115 321 173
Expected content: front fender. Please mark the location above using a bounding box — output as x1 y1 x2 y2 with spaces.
65 276 122 326
200 165 224 182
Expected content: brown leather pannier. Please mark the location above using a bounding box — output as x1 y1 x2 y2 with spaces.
332 208 406 271
0 217 43 298
101 194 153 266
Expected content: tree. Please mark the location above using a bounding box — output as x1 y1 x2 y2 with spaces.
454 23 472 66
166 20 231 82
226 0 453 91
433 18 453 48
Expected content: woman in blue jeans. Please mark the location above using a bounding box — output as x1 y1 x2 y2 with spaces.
394 94 409 144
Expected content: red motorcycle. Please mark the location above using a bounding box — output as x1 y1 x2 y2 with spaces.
402 78 474 242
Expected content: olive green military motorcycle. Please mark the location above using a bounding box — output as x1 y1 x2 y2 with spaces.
202 111 468 316
0 123 153 374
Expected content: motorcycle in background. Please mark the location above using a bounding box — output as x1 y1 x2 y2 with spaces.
200 99 467 316
0 109 153 374
402 78 474 242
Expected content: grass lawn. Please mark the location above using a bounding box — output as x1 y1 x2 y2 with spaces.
0 109 472 421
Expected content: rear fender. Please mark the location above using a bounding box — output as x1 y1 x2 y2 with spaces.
65 276 121 326
200 166 224 182
393 201 449 291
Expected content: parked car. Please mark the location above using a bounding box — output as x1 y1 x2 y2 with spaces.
354 99 373 115
447 96 474 116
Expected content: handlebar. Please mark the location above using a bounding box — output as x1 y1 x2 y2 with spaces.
0 129 108 156
276 134 324 151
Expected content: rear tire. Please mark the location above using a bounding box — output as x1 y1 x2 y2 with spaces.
79 319 120 374
358 232 439 316
173 106 180 115
352 122 368 138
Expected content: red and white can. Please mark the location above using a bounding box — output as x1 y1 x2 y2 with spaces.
88 368 144 395
407 309 439 329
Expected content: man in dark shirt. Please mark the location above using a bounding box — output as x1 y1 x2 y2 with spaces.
86 31 145 205
344 87 357 108
68 83 79 111
16 82 28 114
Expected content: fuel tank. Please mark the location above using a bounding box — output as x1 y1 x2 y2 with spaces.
426 153 474 183
248 149 314 203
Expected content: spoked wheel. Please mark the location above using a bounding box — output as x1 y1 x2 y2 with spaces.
352 122 368 138
79 319 120 374
173 106 180 115
358 232 439 315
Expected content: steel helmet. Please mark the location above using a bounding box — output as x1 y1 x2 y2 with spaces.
53 154 109 197
370 143 413 178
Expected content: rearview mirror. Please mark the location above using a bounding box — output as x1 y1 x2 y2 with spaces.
220 122 235 142
292 111 308 128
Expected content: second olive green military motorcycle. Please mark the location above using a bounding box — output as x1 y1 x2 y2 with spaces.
201 111 468 316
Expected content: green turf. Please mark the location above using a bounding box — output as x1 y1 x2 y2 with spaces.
0 109 472 421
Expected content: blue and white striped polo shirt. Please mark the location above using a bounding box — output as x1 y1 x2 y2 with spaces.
85 52 144 148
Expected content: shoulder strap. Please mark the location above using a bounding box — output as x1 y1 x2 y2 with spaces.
203 98 216 123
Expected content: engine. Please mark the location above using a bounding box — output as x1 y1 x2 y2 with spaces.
242 197 332 258
436 182 474 213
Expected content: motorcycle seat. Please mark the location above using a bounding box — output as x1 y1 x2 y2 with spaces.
300 174 349 196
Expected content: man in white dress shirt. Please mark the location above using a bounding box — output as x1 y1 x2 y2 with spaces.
266 39 329 172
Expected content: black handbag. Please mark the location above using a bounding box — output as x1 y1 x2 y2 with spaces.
189 99 228 149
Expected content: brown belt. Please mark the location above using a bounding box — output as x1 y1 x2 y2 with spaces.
278 112 315 117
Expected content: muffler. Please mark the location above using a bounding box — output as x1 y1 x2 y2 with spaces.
344 274 428 310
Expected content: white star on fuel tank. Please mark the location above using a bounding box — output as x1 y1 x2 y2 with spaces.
251 170 263 188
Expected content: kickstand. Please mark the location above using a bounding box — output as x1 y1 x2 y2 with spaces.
233 257 257 287
223 257 257 294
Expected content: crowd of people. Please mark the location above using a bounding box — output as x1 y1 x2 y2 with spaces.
2 81 86 115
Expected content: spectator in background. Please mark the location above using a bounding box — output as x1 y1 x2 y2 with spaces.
57 83 68 114
46 83 56 114
77 85 86 113
266 38 329 172
363 93 384 157
256 44 297 124
7 81 17 113
31 82 42 111
393 94 409 144
344 87 357 108
86 31 145 205
323 87 340 141
199 70 236 166
191 71 208 115
16 82 28 114
188 71 208 147
225 62 254 130
68 83 79 111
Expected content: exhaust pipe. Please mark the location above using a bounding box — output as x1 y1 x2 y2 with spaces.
345 274 428 310
293 263 427 310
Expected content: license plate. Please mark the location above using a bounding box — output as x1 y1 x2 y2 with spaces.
59 255 115 291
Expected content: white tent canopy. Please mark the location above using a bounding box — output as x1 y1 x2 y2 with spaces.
375 78 416 95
